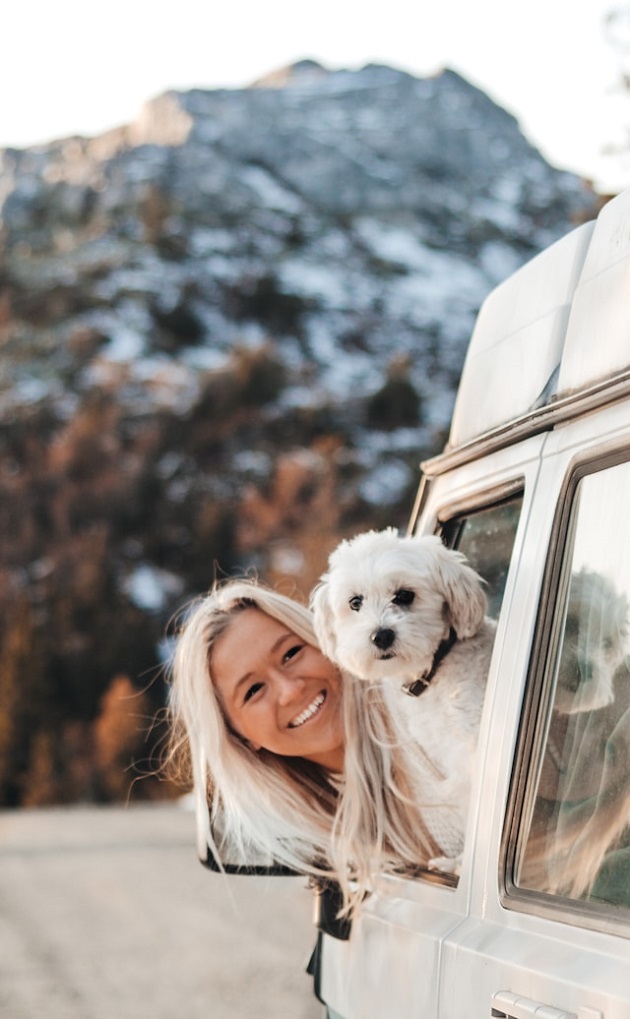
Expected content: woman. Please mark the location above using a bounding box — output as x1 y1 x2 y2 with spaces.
168 578 436 914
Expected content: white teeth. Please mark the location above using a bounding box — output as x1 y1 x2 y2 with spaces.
290 692 325 728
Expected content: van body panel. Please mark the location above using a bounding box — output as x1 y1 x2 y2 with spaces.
319 891 464 1019
446 189 630 458
559 191 630 394
441 917 630 1019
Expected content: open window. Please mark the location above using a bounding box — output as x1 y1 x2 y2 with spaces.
395 487 523 888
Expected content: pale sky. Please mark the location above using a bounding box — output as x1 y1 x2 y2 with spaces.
3 0 627 192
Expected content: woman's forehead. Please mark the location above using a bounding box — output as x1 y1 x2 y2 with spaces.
211 607 293 680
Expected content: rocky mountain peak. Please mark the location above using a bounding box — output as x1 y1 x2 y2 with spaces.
251 57 331 88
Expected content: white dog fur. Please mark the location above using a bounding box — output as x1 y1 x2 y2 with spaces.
311 527 496 873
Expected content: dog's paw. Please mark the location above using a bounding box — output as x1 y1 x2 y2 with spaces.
428 854 462 876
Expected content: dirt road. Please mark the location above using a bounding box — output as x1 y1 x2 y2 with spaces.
0 802 323 1019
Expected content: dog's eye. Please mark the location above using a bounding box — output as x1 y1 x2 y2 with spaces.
392 588 415 607
349 595 363 612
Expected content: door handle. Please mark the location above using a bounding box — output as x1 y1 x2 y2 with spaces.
492 990 603 1019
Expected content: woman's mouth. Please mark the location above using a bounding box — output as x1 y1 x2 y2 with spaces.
289 691 326 728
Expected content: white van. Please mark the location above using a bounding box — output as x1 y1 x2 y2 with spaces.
313 188 630 1019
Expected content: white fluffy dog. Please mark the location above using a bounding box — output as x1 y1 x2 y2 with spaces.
311 527 496 873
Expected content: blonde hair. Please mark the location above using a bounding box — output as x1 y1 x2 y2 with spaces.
168 578 437 914
333 678 439 914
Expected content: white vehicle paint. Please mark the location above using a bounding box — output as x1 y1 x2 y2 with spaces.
316 189 630 1019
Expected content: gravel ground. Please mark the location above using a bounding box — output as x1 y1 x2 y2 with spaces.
0 802 323 1019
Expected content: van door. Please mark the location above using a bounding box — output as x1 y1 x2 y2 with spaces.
440 406 630 1019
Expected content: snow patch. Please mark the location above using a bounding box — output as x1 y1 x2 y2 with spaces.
239 165 304 213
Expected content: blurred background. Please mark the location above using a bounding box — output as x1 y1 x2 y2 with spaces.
1 2 629 1015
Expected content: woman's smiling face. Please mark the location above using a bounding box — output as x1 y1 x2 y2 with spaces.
211 607 344 772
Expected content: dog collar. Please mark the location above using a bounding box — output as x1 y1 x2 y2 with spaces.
403 627 458 697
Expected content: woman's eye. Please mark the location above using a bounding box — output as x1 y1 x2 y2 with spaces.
244 682 264 703
349 595 363 612
283 644 303 663
392 588 415 607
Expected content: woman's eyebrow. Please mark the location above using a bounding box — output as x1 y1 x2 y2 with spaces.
231 631 295 701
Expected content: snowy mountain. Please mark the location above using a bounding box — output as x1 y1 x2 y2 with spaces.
0 60 598 805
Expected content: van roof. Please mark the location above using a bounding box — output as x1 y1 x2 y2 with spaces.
446 188 630 453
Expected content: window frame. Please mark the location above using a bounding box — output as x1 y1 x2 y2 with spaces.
501 444 630 937
434 478 525 539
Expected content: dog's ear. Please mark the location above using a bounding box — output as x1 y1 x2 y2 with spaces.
430 539 487 638
310 579 339 661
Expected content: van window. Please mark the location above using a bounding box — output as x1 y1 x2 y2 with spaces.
514 460 630 910
442 495 522 620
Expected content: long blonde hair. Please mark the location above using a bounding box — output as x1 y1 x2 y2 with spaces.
332 677 439 913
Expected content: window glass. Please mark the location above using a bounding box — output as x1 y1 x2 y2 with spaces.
443 496 522 620
515 461 630 909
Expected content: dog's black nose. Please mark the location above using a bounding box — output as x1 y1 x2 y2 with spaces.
372 628 395 651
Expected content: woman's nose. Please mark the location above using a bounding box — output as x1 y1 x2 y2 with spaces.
274 672 304 705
